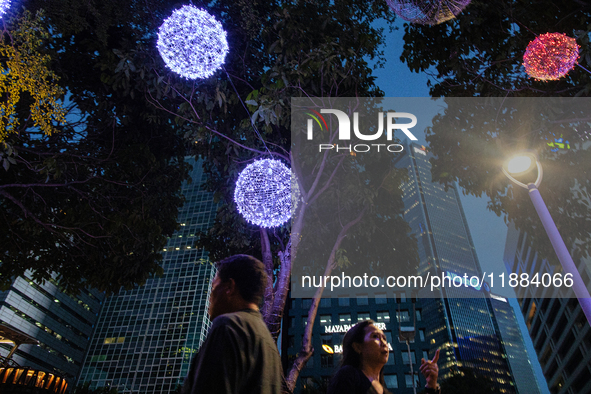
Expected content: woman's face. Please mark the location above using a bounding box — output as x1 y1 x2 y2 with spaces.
355 324 389 366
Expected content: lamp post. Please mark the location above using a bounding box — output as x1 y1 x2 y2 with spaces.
502 151 591 327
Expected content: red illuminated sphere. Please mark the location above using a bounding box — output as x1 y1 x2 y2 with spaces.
523 33 579 81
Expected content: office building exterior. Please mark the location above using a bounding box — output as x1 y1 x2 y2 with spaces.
283 294 434 393
503 224 591 394
77 157 217 393
393 143 532 393
488 294 542 394
0 274 104 381
283 143 538 393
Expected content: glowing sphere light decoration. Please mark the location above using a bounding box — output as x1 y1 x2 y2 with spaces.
234 159 292 228
0 0 10 17
523 33 579 81
157 5 228 79
385 0 471 25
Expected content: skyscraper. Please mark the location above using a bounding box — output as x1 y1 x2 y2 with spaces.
77 157 217 393
503 224 591 394
393 142 536 393
488 294 542 394
0 275 104 381
284 143 540 393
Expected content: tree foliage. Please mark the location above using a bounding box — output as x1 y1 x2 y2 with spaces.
401 0 591 97
400 1 591 264
0 11 65 144
1 1 190 293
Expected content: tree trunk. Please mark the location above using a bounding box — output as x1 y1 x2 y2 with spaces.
260 227 275 322
283 208 366 393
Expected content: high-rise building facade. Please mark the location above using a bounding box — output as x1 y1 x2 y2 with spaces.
283 294 434 393
77 157 217 393
393 143 536 394
0 273 104 381
503 224 591 394
488 294 542 394
283 143 539 393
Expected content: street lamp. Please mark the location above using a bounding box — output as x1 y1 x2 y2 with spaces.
502 151 591 326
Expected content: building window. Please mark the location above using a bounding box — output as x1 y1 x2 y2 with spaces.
396 310 410 323
405 373 415 388
321 354 333 368
321 334 332 346
104 337 125 344
302 299 312 309
402 351 416 365
415 310 422 322
384 374 398 389
376 293 387 304
423 350 429 361
376 311 390 323
320 315 332 326
357 312 370 322
302 316 308 327
400 294 407 302
320 298 332 308
357 296 368 306
339 314 352 325
338 297 350 307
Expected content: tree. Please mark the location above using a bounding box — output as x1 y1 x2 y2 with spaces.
1 2 190 294
399 1 591 267
149 1 420 391
0 11 65 145
5 1 418 392
400 0 591 97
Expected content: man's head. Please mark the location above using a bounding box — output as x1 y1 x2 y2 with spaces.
208 254 268 320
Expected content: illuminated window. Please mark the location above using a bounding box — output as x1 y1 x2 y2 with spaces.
339 314 351 324
376 311 390 323
357 312 370 322
320 315 332 326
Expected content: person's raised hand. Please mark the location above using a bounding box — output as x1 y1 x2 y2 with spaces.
419 349 439 389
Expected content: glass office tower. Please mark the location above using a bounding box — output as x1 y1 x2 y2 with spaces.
393 143 527 393
503 224 591 394
78 157 217 393
488 294 542 393
0 275 104 381
284 143 539 394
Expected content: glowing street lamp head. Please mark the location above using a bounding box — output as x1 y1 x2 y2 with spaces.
506 155 534 175
502 151 542 189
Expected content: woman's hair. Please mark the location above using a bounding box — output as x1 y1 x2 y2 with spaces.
340 319 387 387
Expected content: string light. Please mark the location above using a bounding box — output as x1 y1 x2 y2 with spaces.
234 159 291 228
523 33 579 81
157 5 228 79
385 0 471 25
0 0 10 17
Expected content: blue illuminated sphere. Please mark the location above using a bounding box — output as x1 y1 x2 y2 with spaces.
234 159 292 228
0 0 10 17
157 5 228 79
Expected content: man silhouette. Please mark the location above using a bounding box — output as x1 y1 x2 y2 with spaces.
181 254 282 394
